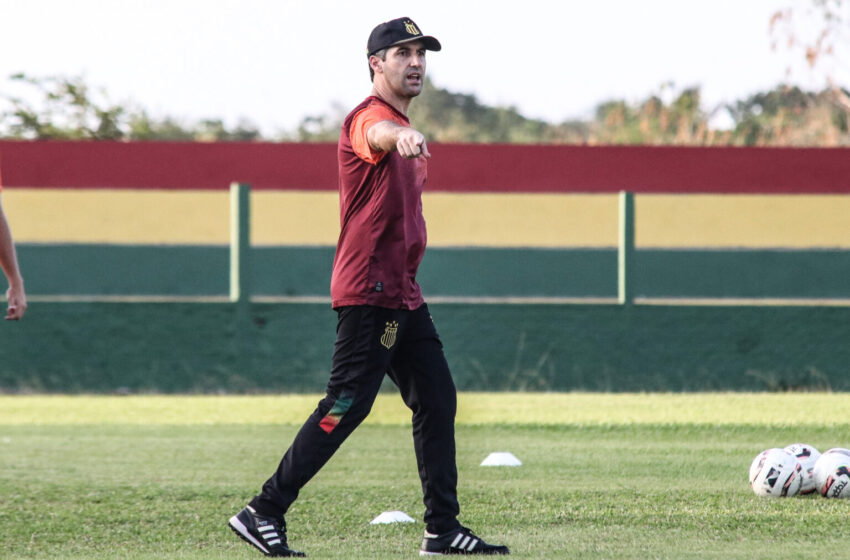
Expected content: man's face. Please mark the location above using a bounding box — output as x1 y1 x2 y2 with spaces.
375 40 426 98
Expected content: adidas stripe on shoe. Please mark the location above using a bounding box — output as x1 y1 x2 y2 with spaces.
420 526 509 555
228 505 306 557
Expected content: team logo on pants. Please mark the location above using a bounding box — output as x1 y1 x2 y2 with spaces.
380 321 398 349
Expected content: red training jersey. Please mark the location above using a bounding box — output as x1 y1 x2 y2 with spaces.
331 96 428 310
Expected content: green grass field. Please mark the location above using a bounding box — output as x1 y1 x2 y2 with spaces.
2 393 850 559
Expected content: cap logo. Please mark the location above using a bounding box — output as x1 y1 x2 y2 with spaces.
404 20 420 35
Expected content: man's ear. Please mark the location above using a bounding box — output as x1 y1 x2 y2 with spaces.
369 55 383 75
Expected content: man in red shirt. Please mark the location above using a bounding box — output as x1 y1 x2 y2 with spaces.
229 17 509 557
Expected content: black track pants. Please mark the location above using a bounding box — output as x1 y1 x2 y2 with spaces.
249 303 460 534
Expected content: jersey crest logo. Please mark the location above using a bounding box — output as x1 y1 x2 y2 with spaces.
404 21 420 35
380 321 398 349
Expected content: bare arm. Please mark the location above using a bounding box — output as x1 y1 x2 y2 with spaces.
0 198 26 320
366 120 431 159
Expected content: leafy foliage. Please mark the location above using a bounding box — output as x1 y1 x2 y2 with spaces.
407 79 588 144
0 73 261 142
729 86 850 146
296 79 850 146
589 87 718 145
1 73 848 145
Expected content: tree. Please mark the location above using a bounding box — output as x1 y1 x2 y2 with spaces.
589 88 719 145
280 79 588 144
126 111 196 141
770 0 850 111
408 78 587 143
1 72 848 146
728 85 848 146
0 73 126 139
0 73 262 141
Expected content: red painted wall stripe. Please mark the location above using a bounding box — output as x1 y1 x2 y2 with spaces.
0 140 848 193
0 141 337 191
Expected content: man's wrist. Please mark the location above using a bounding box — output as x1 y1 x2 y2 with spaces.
7 273 23 289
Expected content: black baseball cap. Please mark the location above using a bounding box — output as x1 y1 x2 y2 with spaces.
366 17 441 57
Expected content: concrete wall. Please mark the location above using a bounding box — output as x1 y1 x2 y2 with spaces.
2 141 849 393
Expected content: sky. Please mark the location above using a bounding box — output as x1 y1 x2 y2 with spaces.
0 0 846 135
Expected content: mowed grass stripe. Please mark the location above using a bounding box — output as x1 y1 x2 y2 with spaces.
2 392 850 426
2 422 849 559
3 395 850 559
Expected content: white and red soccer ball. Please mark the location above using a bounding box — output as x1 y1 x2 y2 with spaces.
749 448 803 498
784 443 821 495
812 448 850 499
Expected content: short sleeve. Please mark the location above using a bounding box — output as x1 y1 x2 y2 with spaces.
349 103 405 165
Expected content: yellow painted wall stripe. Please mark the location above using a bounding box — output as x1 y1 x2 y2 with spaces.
252 191 339 246
5 189 230 245
256 192 621 247
424 193 617 247
4 188 850 248
637 194 850 249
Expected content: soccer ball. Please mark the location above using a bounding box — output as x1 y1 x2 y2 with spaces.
748 448 803 497
784 443 821 495
812 448 850 498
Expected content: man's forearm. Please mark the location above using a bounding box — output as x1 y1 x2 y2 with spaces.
0 205 23 287
367 120 407 153
367 121 430 159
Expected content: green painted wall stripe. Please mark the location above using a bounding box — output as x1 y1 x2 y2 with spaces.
16 244 850 299
635 250 850 299
18 244 229 295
